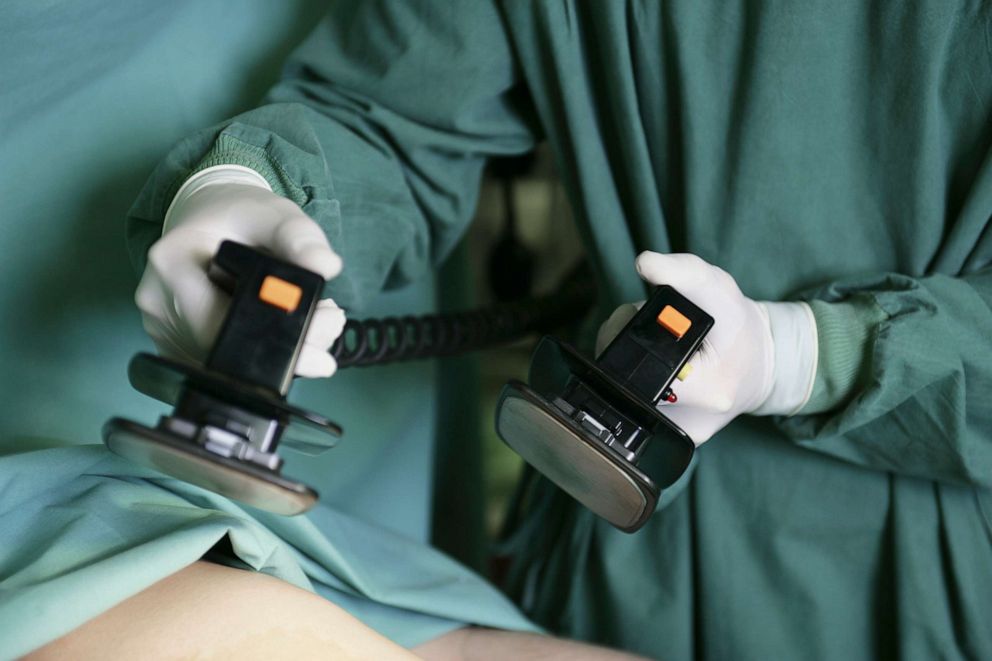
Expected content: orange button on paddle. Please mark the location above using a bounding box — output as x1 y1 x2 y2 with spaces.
657 305 691 339
259 276 302 313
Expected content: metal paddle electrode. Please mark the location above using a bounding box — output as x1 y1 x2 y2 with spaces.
495 287 713 533
103 241 340 515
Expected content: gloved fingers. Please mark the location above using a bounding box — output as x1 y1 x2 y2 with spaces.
144 321 202 365
134 266 171 324
658 405 723 446
304 299 347 348
664 378 736 414
269 212 342 280
635 251 744 316
660 340 737 412
142 179 345 374
176 185 342 280
135 260 202 364
639 251 758 353
294 300 346 378
296 344 338 378
635 252 717 289
138 275 204 365
140 227 231 355
169 267 231 357
660 338 741 443
595 302 642 356
134 231 209 318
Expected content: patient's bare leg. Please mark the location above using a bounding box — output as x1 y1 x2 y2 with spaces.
27 561 419 661
414 627 651 660
27 561 647 661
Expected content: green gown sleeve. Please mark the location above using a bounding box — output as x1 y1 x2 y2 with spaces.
126 0 538 312
780 258 992 487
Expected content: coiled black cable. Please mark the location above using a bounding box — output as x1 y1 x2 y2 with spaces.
332 155 593 368
331 263 595 368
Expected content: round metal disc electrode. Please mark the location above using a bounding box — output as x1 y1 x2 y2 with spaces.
497 382 657 532
104 418 317 515
495 336 697 533
102 353 342 515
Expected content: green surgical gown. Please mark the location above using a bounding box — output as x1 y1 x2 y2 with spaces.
0 2 535 658
124 2 992 659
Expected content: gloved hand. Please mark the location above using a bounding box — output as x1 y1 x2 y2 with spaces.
596 252 818 444
136 165 346 378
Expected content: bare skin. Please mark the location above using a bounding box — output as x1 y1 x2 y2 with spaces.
26 562 418 661
27 562 648 661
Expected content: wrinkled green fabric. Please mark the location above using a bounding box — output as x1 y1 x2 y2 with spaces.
0 2 536 657
127 1 992 659
0 446 534 659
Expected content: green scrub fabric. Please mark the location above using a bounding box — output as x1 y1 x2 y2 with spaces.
0 2 536 658
125 2 992 659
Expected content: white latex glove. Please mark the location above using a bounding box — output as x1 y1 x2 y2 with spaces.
136 165 346 378
596 252 818 444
